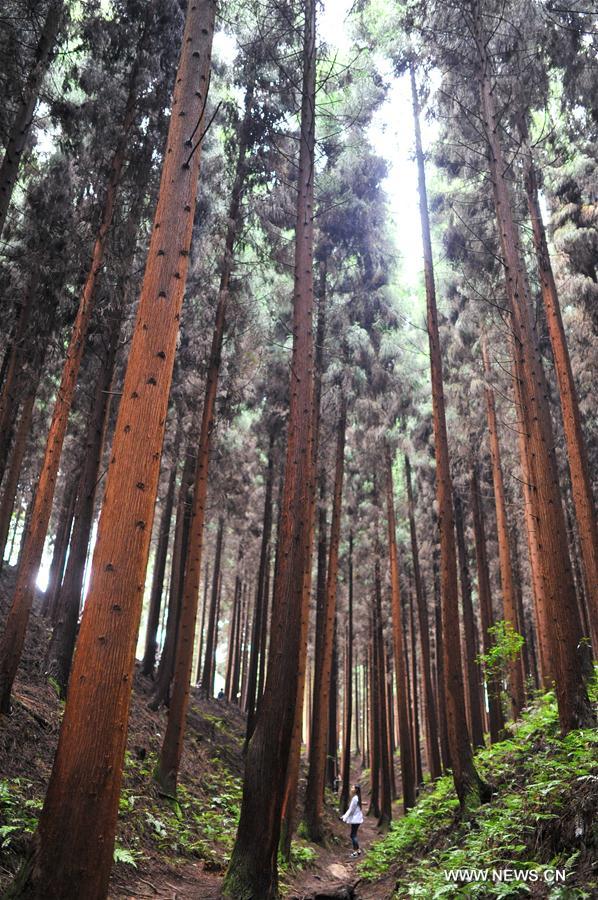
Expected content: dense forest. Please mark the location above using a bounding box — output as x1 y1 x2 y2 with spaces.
0 0 596 898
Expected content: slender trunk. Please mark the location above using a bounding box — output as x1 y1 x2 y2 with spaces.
520 125 598 654
156 79 254 793
0 271 40 486
305 400 345 841
482 340 526 718
141 443 180 677
196 563 209 684
225 568 241 700
433 577 451 771
411 63 484 805
409 589 424 785
198 517 224 699
152 437 196 710
340 530 353 813
0 39 146 712
374 555 392 830
453 492 485 746
245 432 275 742
367 625 380 817
469 465 505 743
7 7 216 895
474 12 593 730
0 1 65 237
326 616 339 791
46 308 124 694
405 455 441 778
0 376 40 570
279 260 326 856
385 442 415 812
43 483 77 622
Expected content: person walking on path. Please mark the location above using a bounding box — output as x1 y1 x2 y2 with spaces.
341 784 364 857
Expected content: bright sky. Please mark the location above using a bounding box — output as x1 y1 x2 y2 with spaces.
320 0 426 294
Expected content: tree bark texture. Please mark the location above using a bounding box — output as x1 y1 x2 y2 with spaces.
411 62 483 806
7 6 216 896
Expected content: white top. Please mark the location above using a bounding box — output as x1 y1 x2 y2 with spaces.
342 795 364 825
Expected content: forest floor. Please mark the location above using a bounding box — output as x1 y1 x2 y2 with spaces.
0 567 393 899
1 568 596 899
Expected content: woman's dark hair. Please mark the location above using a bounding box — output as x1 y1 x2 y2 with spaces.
354 785 362 808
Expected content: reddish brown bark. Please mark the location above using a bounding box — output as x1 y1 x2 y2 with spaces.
225 4 316 889
482 340 526 719
411 62 484 805
46 309 124 693
0 1 65 237
245 432 275 742
474 23 593 728
8 5 216 895
0 42 145 713
404 455 441 778
373 552 392 830
453 491 486 746
141 439 180 678
520 127 598 654
469 465 504 743
305 399 346 840
339 529 354 813
385 442 415 812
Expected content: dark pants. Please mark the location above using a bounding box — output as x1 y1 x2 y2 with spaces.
350 823 360 850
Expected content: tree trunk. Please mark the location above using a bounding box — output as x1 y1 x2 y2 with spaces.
0 38 146 713
198 516 224 700
42 482 77 622
453 491 485 746
481 340 526 719
156 77 254 793
151 435 196 710
326 615 339 791
0 271 39 486
373 553 392 830
367 626 380 818
474 13 593 730
0 375 40 570
409 589 424 785
224 0 315 886
279 259 326 857
45 307 124 694
469 465 504 743
411 62 484 806
141 439 180 677
520 125 598 655
0 1 65 237
404 455 441 778
339 529 353 813
7 6 216 895
245 432 275 742
384 442 415 812
433 576 451 771
305 400 345 841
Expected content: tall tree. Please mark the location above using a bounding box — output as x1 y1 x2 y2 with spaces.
224 0 316 893
410 61 486 806
6 3 216 895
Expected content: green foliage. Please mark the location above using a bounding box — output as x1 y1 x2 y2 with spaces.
360 687 598 898
477 621 525 685
278 841 317 874
0 778 41 850
113 846 140 867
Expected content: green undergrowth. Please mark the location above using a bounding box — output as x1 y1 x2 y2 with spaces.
0 703 244 884
361 683 598 898
115 748 242 872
